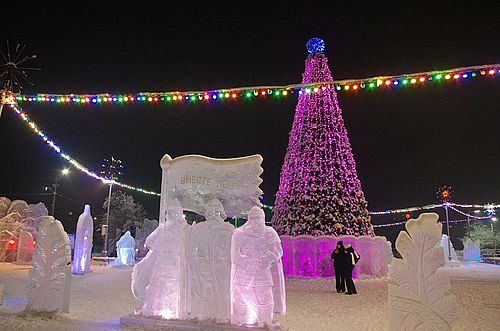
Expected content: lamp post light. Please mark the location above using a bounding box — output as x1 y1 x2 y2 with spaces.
47 168 70 217
100 157 124 257
492 217 498 253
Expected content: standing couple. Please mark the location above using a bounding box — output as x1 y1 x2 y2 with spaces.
331 241 360 295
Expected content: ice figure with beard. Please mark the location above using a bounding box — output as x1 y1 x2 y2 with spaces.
132 199 188 319
185 198 234 323
231 206 286 327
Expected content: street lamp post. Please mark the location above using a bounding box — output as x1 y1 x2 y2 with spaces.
444 202 452 261
100 157 124 258
103 182 113 257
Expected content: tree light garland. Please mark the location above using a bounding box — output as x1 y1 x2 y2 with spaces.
7 102 160 196
15 64 500 107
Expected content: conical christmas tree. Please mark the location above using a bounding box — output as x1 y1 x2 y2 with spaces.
272 38 374 237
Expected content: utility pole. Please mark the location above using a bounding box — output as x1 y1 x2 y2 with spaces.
48 168 69 217
50 177 59 216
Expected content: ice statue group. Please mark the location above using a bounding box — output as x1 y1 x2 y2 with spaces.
131 198 286 327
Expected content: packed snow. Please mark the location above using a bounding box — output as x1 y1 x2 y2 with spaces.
1 262 499 330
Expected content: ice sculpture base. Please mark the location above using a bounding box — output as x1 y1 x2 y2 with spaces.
281 235 390 278
445 260 461 268
120 314 284 330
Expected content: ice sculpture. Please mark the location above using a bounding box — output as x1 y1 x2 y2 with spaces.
7 199 29 215
0 197 49 263
0 197 11 218
72 205 93 274
16 230 35 264
231 206 286 327
388 213 458 330
25 216 72 314
115 231 136 266
133 199 188 319
159 154 263 220
135 218 159 259
185 199 234 323
463 238 481 262
440 234 458 262
280 235 389 278
386 241 394 265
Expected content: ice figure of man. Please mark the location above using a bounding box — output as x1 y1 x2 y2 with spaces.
72 205 93 274
231 206 286 327
115 231 136 266
185 198 234 323
134 199 188 319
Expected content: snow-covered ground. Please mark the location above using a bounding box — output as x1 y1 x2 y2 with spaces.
1 262 499 330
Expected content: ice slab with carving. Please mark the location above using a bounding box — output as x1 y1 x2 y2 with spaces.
281 235 389 278
16 230 36 264
25 216 72 313
231 206 286 327
114 231 136 266
132 199 188 319
72 205 93 274
158 154 263 221
463 238 481 262
440 234 459 262
388 213 458 330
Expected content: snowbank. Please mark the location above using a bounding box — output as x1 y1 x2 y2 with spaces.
1 262 499 330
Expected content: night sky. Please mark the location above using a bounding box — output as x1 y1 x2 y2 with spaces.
1 2 499 243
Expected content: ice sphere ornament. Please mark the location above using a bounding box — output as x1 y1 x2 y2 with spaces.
185 198 234 323
25 216 72 314
306 37 325 54
231 206 286 327
132 199 188 319
72 205 93 274
115 231 136 266
388 213 458 330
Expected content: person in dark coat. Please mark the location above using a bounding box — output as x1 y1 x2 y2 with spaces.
344 243 360 295
331 240 346 293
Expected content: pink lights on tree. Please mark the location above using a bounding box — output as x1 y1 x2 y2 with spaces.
272 38 374 237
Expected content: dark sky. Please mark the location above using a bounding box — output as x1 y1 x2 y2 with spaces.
1 2 499 240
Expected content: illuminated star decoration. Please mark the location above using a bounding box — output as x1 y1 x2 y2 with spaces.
0 41 39 93
437 186 453 203
100 157 124 182
484 203 496 215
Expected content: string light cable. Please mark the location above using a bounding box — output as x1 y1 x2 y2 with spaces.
6 101 160 196
2 100 499 221
14 63 500 106
373 217 492 228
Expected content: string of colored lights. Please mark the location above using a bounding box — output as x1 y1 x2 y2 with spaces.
372 217 490 228
7 102 161 196
369 204 444 215
447 205 494 220
369 203 499 215
15 64 500 106
4 102 499 219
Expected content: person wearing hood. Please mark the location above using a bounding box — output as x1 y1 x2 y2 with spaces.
331 240 346 293
344 243 360 295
